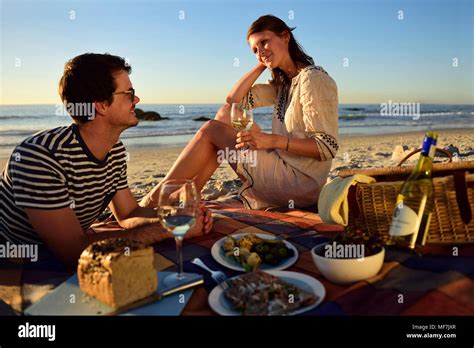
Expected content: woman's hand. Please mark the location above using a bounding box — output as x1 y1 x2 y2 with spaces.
256 62 268 71
226 63 267 104
235 130 278 151
185 201 213 239
200 201 213 234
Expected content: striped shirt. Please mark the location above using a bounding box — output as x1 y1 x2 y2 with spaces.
0 124 128 244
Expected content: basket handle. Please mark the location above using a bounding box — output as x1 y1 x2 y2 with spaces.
397 147 452 167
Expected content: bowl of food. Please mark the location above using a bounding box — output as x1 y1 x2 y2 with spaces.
310 227 385 285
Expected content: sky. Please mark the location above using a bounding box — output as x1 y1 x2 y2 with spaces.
0 0 473 105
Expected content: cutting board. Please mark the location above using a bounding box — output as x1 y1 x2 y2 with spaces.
24 272 198 316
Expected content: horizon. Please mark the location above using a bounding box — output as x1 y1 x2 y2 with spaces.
1 102 473 107
0 100 474 109
1 0 473 105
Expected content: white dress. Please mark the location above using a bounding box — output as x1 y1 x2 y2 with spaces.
237 65 339 210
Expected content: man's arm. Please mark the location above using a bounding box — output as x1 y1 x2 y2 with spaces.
25 188 212 267
110 188 213 233
108 188 157 229
25 206 171 269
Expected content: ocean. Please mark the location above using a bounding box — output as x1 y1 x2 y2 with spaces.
0 103 473 156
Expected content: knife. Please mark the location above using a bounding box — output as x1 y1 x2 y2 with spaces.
106 275 204 316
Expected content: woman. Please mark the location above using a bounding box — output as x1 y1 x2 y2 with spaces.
141 14 338 210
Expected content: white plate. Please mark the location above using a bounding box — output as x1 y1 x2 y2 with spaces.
211 233 299 272
208 270 325 316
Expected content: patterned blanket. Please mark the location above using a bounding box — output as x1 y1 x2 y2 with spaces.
1 199 473 316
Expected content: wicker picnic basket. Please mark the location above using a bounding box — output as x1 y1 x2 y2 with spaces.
339 149 474 245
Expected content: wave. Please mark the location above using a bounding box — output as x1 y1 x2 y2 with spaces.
1 110 472 121
0 130 43 136
417 111 474 116
339 112 474 120
121 130 197 139
0 115 70 120
340 122 474 128
339 115 368 120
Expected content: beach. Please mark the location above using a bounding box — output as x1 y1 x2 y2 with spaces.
4 128 470 202
125 128 474 201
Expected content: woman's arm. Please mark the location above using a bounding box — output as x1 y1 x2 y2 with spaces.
226 63 267 104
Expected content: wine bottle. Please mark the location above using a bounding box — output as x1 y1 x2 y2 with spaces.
388 132 438 249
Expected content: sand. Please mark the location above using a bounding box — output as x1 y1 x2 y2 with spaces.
119 128 474 201
1 129 473 202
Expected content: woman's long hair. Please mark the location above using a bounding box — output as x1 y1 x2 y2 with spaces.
247 15 314 90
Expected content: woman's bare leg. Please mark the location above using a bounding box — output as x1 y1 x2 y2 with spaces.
187 104 236 189
140 118 240 207
167 104 249 190
214 103 233 126
191 154 219 192
164 120 238 187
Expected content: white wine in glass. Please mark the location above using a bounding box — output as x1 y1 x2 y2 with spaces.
231 103 254 132
231 103 254 151
157 179 198 286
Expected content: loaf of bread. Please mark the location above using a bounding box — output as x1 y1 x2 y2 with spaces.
78 238 158 309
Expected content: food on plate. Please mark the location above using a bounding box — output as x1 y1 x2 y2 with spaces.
222 234 294 271
223 235 236 251
223 270 318 315
238 233 262 249
78 238 158 309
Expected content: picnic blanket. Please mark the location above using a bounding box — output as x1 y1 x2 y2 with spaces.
1 199 473 316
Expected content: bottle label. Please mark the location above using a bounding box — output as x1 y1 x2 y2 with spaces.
421 136 437 157
428 144 436 159
389 204 419 236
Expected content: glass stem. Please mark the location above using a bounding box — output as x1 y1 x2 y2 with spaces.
243 130 249 151
175 236 184 279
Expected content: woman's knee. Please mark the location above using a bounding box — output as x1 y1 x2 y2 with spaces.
199 119 221 139
198 119 234 148
214 103 231 122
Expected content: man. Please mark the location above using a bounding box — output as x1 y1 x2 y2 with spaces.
0 53 212 267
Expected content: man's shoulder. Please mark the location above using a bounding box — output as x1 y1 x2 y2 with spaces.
109 140 127 161
18 125 74 153
7 126 74 179
112 139 126 151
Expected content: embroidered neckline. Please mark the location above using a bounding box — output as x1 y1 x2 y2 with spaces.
275 84 289 123
274 65 328 123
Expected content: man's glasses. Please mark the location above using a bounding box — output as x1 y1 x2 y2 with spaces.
112 88 135 102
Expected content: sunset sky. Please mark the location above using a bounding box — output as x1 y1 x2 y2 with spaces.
1 0 472 105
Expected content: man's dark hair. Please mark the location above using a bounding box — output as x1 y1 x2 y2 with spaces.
58 53 132 123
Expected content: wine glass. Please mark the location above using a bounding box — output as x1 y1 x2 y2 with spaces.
157 179 198 287
231 103 254 150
